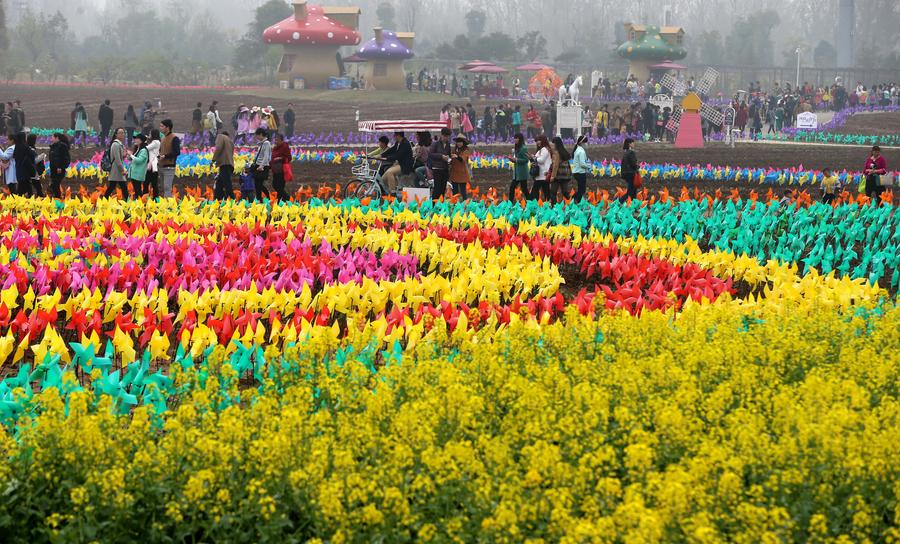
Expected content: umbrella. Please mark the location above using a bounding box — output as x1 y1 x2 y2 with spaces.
650 60 686 70
516 61 553 71
468 65 508 74
459 60 494 70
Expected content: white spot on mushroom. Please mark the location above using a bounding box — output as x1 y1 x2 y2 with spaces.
276 29 282 34
293 32 300 40
327 32 334 38
390 43 397 48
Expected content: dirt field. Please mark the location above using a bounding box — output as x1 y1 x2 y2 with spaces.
2 83 473 134
838 112 900 137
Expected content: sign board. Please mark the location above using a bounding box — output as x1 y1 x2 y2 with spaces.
723 107 736 128
796 112 818 130
556 105 584 138
649 94 674 111
591 71 603 96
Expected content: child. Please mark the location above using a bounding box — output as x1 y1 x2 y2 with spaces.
821 168 839 204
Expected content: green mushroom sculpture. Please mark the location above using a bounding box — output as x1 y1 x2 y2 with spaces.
617 24 687 81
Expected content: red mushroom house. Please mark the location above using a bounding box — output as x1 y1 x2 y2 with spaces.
263 0 361 89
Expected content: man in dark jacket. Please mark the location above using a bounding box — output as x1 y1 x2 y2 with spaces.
428 127 452 200
283 104 295 137
48 133 71 199
380 131 414 193
98 100 114 147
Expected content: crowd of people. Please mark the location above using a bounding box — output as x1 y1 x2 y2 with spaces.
0 75 893 206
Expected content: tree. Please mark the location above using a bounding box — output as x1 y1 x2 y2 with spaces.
813 40 837 68
725 10 779 66
516 31 547 62
376 1 396 29
0 0 8 51
555 49 582 63
475 32 518 61
697 31 724 65
233 0 291 71
464 10 487 40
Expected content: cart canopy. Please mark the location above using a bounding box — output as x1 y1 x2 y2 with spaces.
358 120 448 133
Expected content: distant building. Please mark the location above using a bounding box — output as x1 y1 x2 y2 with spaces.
617 24 687 81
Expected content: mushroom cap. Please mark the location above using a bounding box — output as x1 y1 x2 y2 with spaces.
617 25 687 61
356 29 414 60
263 4 360 47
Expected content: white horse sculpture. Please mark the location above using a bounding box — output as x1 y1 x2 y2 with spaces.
568 75 583 105
558 84 568 104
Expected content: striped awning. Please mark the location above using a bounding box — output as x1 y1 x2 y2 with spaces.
358 120 448 133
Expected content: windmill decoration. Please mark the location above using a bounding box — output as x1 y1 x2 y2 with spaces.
664 68 724 149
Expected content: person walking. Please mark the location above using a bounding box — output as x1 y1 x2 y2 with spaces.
511 105 522 138
270 133 292 201
249 128 272 200
620 137 639 202
124 105 140 147
283 103 296 138
821 168 839 205
863 145 888 202
191 102 204 136
48 132 71 199
549 136 572 203
141 102 157 136
126 133 150 197
98 100 114 148
26 133 46 197
413 131 432 187
205 105 218 147
571 134 591 203
449 136 471 200
531 135 552 201
510 133 530 201
158 120 181 198
0 134 17 194
11 132 35 196
143 129 161 198
525 105 541 140
212 130 235 200
73 103 89 147
104 128 128 199
9 101 24 135
429 127 452 200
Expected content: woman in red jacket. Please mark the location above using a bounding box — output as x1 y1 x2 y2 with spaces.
864 145 888 201
270 133 292 201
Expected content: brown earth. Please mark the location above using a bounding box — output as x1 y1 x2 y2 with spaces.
837 112 900 136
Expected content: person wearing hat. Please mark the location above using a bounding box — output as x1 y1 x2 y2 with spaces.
380 131 414 194
449 136 471 200
126 133 150 197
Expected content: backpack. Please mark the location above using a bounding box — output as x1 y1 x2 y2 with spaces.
100 143 113 173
